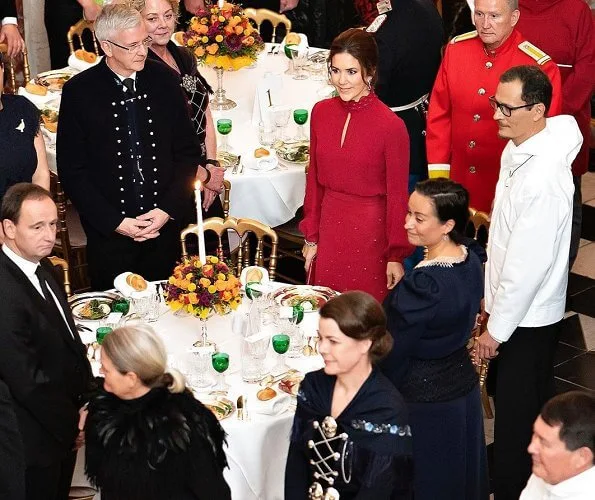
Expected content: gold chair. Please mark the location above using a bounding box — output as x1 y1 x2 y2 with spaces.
181 216 279 280
222 179 231 218
48 256 72 297
244 8 292 42
67 19 100 55
0 43 30 92
50 172 91 293
467 206 494 418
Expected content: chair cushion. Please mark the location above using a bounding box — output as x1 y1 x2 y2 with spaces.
65 204 87 248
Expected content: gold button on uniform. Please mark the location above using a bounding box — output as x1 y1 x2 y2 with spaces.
469 166 476 173
478 88 486 95
469 140 476 148
485 62 493 69
473 114 481 122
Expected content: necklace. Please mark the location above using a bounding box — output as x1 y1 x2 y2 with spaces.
505 154 534 187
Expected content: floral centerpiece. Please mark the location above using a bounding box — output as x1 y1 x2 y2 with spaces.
164 255 242 345
181 2 264 109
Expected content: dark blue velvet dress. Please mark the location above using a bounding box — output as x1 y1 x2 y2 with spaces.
381 242 490 500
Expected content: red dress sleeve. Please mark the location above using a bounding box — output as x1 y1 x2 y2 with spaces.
299 103 324 243
426 45 452 166
385 116 413 263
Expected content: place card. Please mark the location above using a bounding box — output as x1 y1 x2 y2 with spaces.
252 72 283 127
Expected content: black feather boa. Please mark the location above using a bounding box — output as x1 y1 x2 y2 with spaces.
85 387 228 500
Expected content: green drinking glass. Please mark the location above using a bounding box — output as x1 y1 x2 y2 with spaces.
217 118 232 152
293 109 308 141
211 352 230 392
272 334 291 374
111 298 130 315
291 304 304 325
96 327 113 345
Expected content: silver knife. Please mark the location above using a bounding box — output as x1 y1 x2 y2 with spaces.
237 395 244 420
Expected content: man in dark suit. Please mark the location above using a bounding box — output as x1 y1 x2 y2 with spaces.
0 379 25 500
0 0 24 56
0 183 95 500
58 4 223 290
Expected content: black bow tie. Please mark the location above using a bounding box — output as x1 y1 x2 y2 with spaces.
123 77 136 97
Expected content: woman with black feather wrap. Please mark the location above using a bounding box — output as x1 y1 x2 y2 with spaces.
84 324 231 500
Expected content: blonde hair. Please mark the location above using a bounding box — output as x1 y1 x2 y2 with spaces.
127 0 180 18
94 3 143 42
101 324 185 393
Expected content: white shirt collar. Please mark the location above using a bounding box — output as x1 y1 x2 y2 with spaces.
546 466 595 496
2 244 40 279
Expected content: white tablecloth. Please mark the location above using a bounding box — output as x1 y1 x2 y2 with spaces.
39 45 332 227
73 295 323 500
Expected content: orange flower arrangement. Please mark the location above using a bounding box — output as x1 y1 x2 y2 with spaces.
182 2 264 70
164 255 241 319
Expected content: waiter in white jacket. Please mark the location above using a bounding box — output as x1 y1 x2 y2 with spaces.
475 65 583 500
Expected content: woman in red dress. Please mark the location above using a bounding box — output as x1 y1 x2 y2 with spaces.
300 29 411 302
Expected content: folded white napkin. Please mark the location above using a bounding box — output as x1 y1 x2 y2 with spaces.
17 87 56 107
250 391 291 415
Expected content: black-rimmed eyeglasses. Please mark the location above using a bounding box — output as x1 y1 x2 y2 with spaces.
488 96 537 117
106 36 153 53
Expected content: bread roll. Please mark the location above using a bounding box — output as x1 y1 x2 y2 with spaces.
257 387 277 401
246 268 263 283
254 148 270 158
126 273 148 291
285 32 301 46
25 82 47 96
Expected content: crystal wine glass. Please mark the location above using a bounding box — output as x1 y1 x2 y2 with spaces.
272 106 292 142
293 109 309 141
217 118 232 152
290 47 308 81
272 334 290 375
284 43 298 75
211 352 230 392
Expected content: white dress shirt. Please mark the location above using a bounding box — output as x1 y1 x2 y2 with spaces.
2 245 75 338
485 116 583 342
520 467 595 500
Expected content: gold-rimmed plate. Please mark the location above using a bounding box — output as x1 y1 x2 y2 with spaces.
272 285 338 311
35 70 75 92
274 141 310 166
69 291 122 321
278 373 304 397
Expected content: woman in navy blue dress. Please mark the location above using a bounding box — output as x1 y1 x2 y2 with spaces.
381 178 489 500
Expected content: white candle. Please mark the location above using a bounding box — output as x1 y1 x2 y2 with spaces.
195 181 207 265
218 0 224 8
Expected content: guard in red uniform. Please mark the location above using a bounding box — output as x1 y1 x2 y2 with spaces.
517 0 595 265
426 0 562 213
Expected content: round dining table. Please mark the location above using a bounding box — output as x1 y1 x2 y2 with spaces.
71 286 324 500
35 43 333 228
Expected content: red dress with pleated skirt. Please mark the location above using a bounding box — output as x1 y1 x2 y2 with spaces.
299 93 411 303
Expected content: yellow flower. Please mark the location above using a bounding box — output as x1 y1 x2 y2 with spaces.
198 24 209 34
186 304 194 314
168 276 176 284
187 37 195 47
202 36 209 44
210 256 219 264
187 282 197 292
208 285 217 294
206 43 219 55
234 25 244 35
217 273 226 280
215 34 224 43
186 273 194 280
230 298 240 310
218 15 225 22
244 26 253 36
199 277 211 288
215 280 227 291
169 301 183 312
188 292 199 304
194 46 205 57
199 307 210 319
200 16 208 24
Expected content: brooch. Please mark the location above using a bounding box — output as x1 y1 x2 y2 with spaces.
15 119 25 133
182 75 198 94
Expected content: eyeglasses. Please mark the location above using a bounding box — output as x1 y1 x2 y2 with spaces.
106 36 153 53
488 96 536 117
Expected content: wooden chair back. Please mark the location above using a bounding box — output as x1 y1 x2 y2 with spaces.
67 19 100 55
0 43 30 92
244 8 291 42
222 179 231 218
181 216 278 280
48 256 72 297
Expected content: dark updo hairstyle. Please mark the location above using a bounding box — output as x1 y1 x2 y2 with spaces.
329 28 379 87
319 291 393 363
414 178 470 244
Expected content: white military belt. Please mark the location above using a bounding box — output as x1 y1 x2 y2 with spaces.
390 93 429 112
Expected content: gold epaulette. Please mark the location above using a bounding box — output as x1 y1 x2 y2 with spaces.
450 30 478 44
518 41 552 65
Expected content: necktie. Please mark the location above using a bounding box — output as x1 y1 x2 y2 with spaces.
35 266 74 338
122 77 136 97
